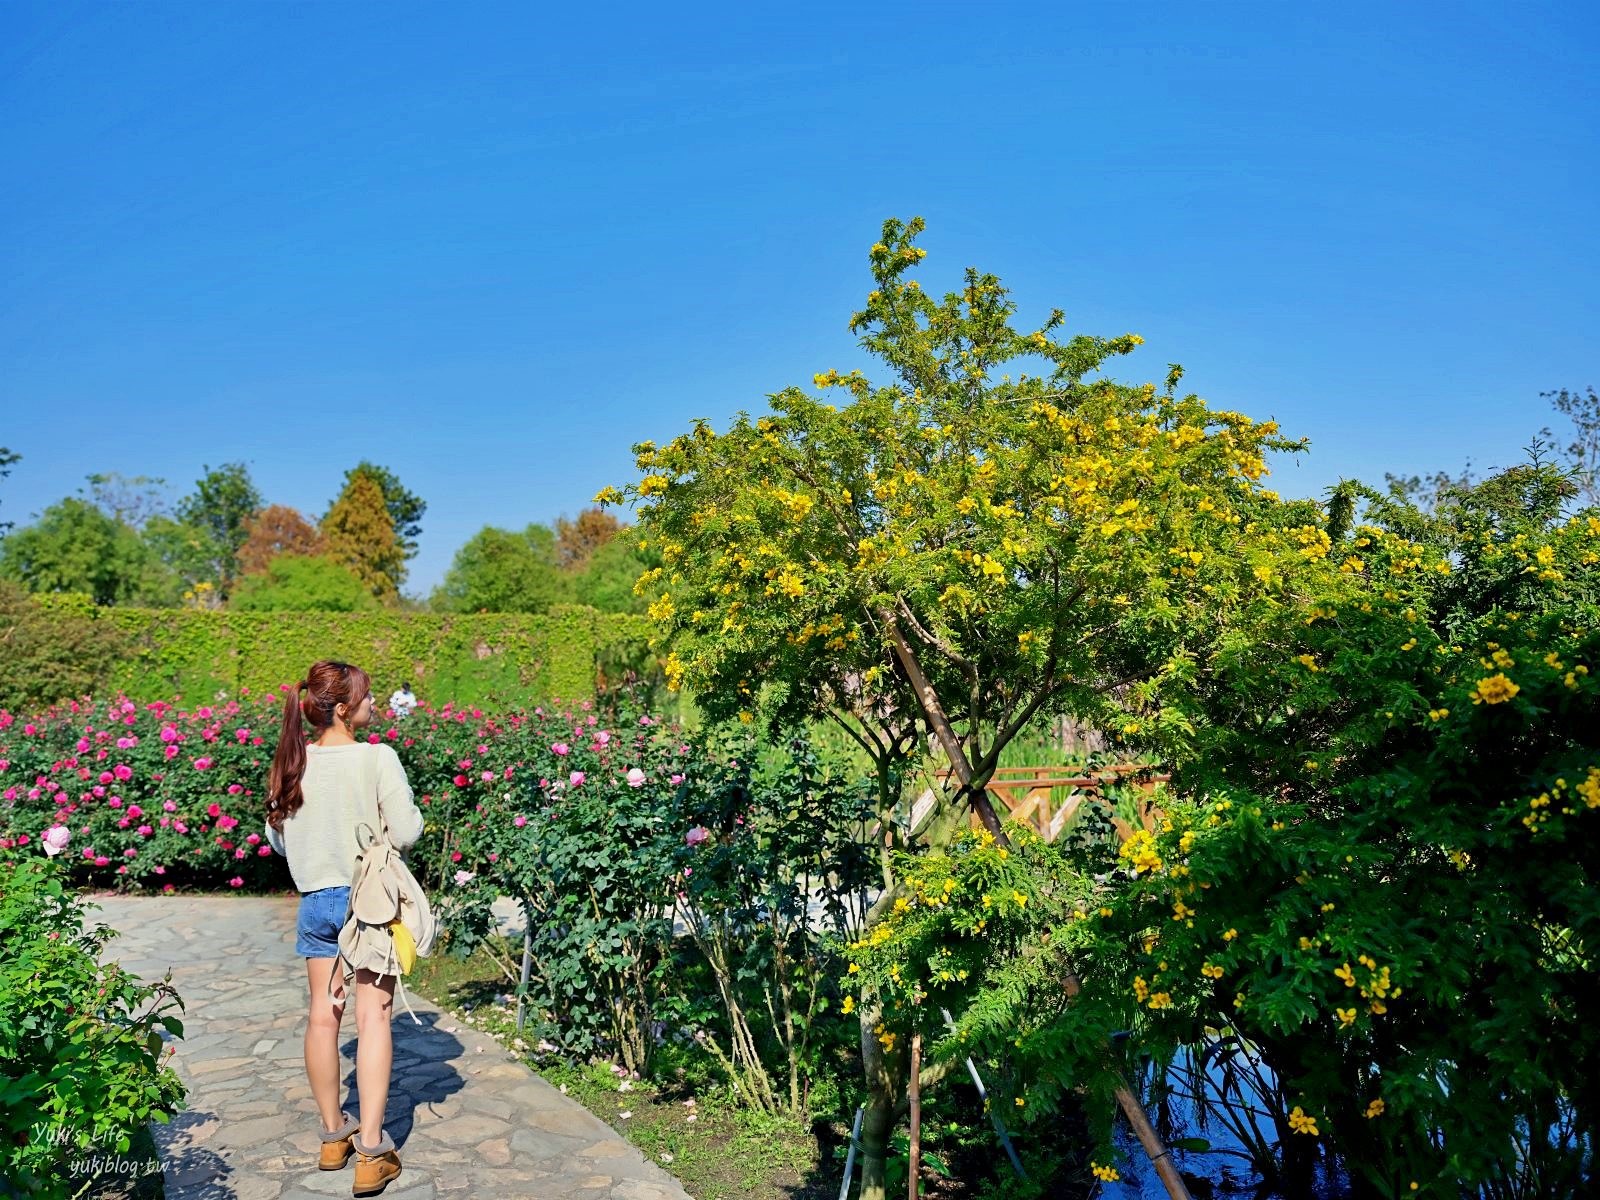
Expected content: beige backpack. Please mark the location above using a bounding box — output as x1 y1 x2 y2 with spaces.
324 747 437 1024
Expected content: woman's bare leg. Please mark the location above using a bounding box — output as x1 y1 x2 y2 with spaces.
354 967 396 1149
304 957 348 1133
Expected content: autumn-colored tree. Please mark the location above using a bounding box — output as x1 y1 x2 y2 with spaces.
603 217 1344 1200
236 505 325 576
320 473 403 603
338 461 426 567
555 506 622 571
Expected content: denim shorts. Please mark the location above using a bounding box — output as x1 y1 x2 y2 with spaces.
295 886 351 958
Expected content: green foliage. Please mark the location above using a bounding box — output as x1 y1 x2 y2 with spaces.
0 445 19 534
0 856 187 1194
339 461 426 561
140 514 224 604
174 462 261 593
0 497 164 606
230 553 380 612
573 530 654 615
0 583 133 712
433 523 571 614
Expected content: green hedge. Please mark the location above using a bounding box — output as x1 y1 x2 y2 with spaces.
30 595 651 706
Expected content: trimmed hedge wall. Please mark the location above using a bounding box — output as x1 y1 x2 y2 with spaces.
32 595 651 706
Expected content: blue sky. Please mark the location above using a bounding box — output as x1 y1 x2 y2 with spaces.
2 1 1595 596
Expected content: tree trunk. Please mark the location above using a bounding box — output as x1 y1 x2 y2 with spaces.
858 994 904 1200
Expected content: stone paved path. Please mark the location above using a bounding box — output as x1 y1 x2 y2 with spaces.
86 895 690 1200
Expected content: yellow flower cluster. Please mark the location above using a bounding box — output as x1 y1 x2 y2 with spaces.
1365 1098 1386 1119
1470 673 1520 705
1120 829 1163 875
1288 1106 1320 1136
1091 1163 1121 1183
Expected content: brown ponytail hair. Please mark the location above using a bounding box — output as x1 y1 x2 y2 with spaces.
266 660 373 830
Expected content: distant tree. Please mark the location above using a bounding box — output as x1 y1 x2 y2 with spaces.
174 462 262 593
231 553 380 612
0 447 18 535
572 530 654 614
337 462 426 566
1541 385 1600 505
433 524 570 613
140 516 225 605
84 472 170 529
236 505 325 575
321 474 403 603
555 506 623 571
0 497 163 605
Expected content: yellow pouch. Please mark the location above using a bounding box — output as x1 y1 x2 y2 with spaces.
387 918 417 974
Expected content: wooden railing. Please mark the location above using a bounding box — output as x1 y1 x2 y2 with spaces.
930 763 1171 844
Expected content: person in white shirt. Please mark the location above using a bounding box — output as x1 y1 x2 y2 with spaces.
388 682 416 719
265 659 421 1189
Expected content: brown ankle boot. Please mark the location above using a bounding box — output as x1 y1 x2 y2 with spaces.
351 1130 401 1195
318 1111 359 1170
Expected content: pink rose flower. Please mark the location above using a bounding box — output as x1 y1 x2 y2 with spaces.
113 764 133 781
569 770 586 787
228 876 243 888
685 826 711 847
626 768 646 788
513 815 527 827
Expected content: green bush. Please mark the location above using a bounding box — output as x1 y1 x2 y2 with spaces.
17 597 650 709
0 856 187 1196
0 583 132 714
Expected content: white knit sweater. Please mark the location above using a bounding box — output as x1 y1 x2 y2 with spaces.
262 741 425 893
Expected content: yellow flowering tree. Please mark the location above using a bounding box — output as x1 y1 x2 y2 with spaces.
865 457 1599 1195
602 217 1353 1199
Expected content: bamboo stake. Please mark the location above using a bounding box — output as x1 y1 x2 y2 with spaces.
907 1032 923 1200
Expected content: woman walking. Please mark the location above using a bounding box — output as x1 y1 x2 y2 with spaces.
264 660 425 1196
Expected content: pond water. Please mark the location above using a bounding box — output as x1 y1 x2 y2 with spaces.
1095 1041 1351 1200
